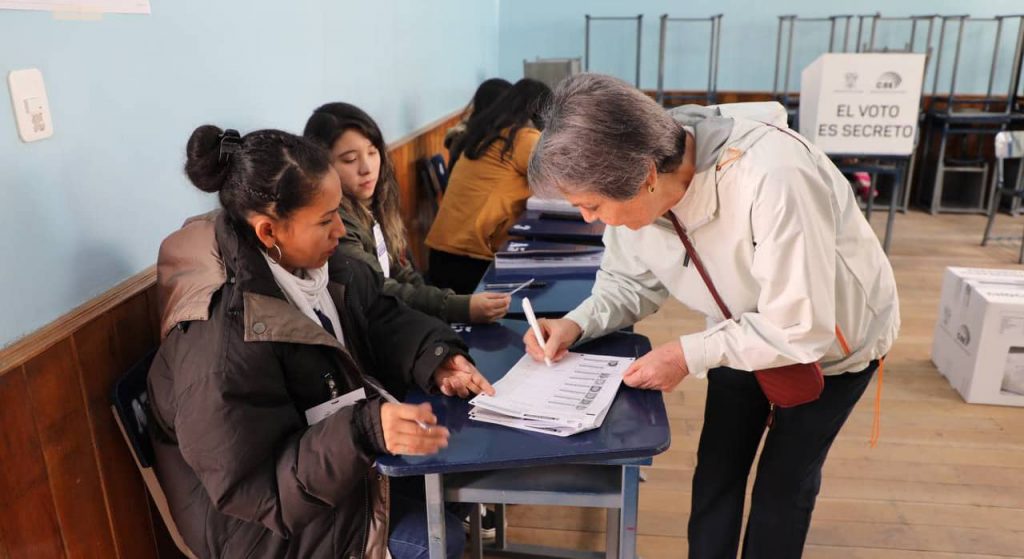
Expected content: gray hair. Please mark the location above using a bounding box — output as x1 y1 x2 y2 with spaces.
528 73 686 200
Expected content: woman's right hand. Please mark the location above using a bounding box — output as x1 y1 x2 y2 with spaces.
523 318 582 364
380 402 449 456
469 292 511 323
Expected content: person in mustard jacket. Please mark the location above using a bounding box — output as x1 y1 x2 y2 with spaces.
426 79 552 294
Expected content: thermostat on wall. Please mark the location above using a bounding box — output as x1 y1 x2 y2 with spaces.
7 68 54 143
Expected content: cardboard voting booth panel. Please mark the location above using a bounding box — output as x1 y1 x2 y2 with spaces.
799 53 926 155
931 267 1024 407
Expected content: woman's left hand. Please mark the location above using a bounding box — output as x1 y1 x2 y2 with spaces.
623 341 689 392
433 354 496 398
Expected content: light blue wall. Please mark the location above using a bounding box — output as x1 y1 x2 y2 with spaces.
499 0 1024 95
0 0 499 348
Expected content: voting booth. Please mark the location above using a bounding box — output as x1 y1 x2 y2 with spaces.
799 53 926 156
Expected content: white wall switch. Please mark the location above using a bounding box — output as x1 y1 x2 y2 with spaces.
7 68 54 143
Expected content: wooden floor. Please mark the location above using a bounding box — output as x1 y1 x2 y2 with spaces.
496 211 1024 558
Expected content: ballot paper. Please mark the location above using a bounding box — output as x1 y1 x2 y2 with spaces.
468 353 632 436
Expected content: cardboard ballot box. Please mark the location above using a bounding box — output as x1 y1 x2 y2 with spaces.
931 267 1024 407
799 53 926 155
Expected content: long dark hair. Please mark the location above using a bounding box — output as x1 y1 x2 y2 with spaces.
468 78 512 120
303 103 407 262
455 78 552 164
184 125 330 243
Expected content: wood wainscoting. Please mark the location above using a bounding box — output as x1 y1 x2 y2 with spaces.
390 111 463 270
0 110 460 559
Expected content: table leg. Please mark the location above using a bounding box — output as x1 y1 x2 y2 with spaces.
884 161 904 253
606 507 621 559
495 503 508 549
865 171 876 221
618 466 641 559
470 503 483 559
425 474 447 559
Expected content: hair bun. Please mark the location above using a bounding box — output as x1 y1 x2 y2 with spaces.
185 124 232 193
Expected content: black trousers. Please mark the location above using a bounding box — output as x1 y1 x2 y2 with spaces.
688 362 877 559
428 249 492 295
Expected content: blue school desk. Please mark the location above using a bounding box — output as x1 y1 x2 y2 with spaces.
474 262 598 319
508 210 606 245
375 320 670 559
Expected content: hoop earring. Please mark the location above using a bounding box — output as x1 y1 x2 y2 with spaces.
267 244 283 264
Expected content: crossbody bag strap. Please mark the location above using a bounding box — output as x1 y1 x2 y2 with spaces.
665 212 733 321
665 211 853 357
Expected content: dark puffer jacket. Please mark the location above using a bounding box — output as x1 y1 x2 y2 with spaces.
147 211 467 558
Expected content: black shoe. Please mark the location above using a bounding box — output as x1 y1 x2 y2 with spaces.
462 504 498 542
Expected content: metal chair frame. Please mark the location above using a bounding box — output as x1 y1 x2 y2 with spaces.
584 14 643 87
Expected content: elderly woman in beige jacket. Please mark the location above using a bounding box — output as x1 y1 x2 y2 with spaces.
523 74 899 559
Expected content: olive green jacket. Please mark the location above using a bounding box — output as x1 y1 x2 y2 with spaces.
339 208 472 323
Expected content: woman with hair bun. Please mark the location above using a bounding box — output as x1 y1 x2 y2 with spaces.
147 125 492 558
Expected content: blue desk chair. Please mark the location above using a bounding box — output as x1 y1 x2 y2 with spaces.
982 131 1024 263
415 156 445 264
429 154 449 191
111 351 197 559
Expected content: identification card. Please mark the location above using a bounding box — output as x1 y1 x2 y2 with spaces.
304 387 366 425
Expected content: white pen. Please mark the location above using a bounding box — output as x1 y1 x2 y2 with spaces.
507 278 534 296
365 377 431 430
522 297 553 367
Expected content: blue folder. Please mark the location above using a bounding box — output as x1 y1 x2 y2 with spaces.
508 210 605 245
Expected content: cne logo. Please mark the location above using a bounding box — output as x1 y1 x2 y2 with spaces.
876 71 903 89
955 325 971 347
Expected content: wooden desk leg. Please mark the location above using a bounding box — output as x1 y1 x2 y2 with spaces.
425 474 447 559
618 466 641 559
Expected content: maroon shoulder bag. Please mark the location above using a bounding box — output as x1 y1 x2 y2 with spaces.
665 212 824 409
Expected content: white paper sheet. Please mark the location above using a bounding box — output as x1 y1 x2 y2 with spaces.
469 352 631 436
0 1 150 14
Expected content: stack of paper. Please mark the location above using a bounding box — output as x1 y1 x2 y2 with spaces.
495 240 604 270
469 353 632 436
526 196 581 216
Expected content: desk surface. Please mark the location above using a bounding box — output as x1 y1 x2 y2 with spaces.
474 263 596 319
508 210 606 245
375 320 670 477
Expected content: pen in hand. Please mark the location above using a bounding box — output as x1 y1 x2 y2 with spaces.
522 297 553 367
365 377 431 431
